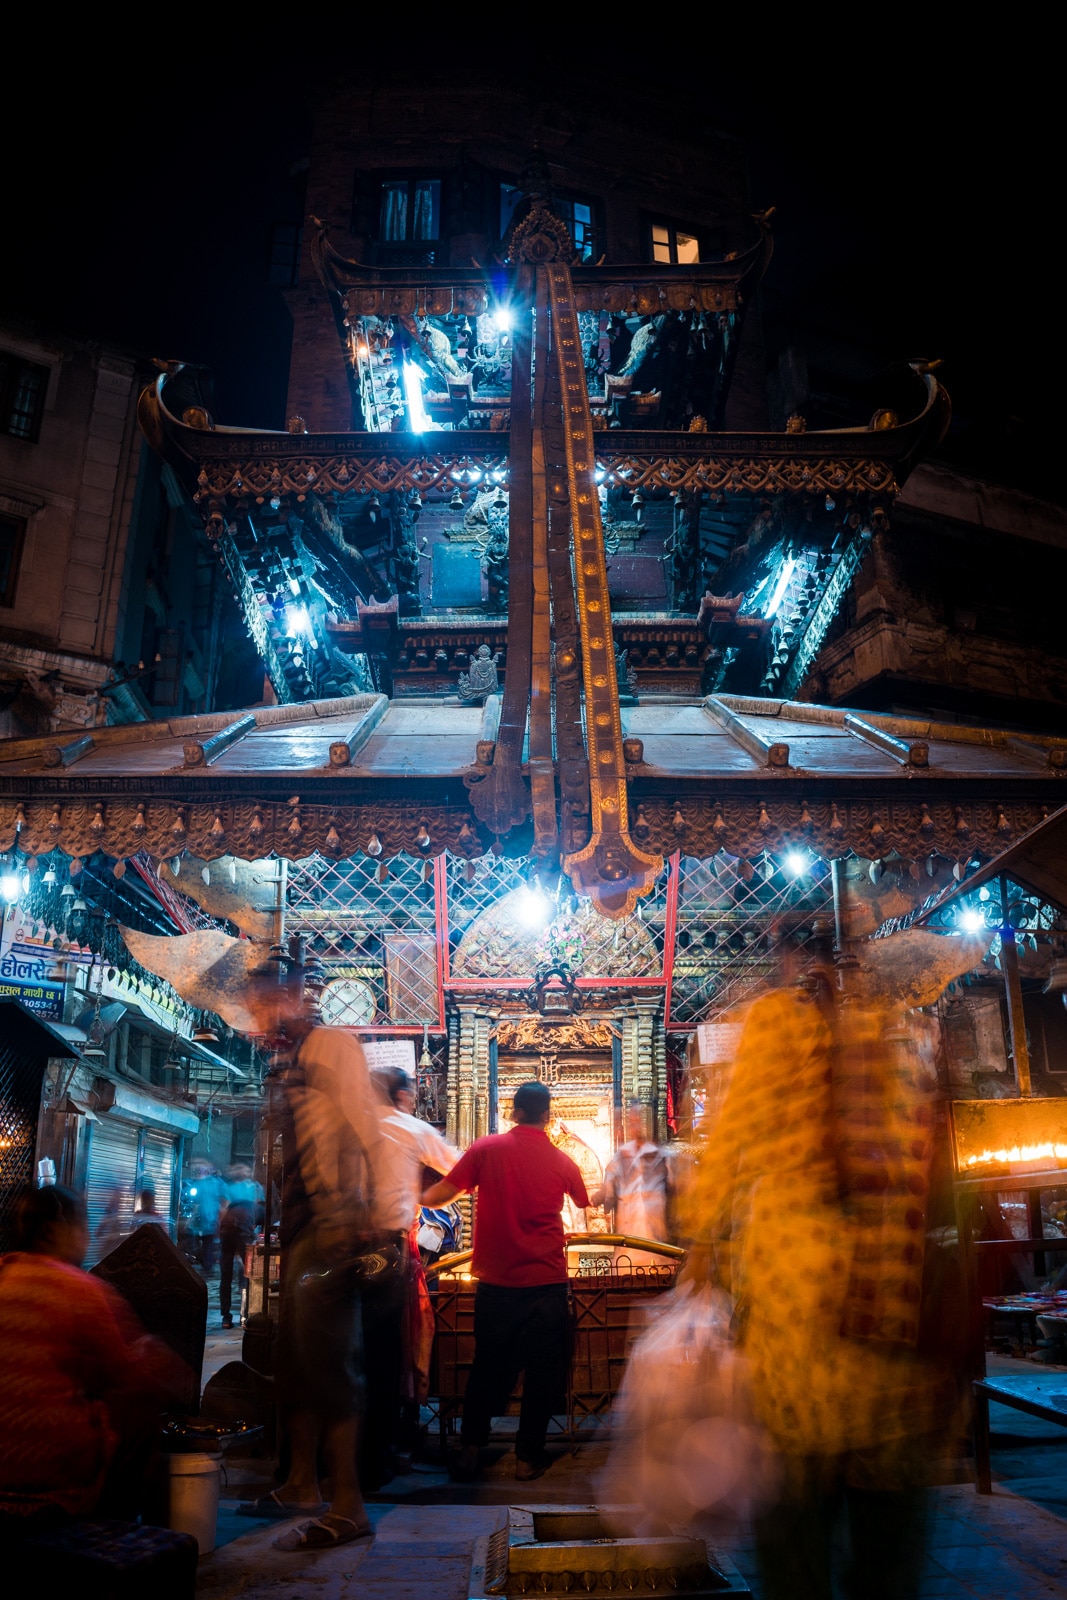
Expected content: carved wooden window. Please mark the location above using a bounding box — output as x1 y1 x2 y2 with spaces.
0 352 48 442
0 512 26 608
649 221 701 265
379 178 441 242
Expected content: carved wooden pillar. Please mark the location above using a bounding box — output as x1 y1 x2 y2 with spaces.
446 1009 460 1146
652 1010 668 1141
457 1007 476 1150
472 1011 492 1142
618 1002 658 1112
619 1011 640 1103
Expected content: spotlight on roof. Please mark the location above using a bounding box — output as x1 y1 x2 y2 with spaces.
959 908 986 934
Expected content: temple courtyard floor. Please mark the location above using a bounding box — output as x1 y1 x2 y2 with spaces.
195 1317 1067 1598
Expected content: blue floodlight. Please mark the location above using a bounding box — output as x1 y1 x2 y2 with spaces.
959 909 986 933
763 556 797 618
402 362 431 432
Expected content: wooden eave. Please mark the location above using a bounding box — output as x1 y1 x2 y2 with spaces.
145 371 948 500
1 694 1063 868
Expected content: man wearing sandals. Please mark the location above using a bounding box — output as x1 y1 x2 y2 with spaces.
239 979 389 1551
422 1080 589 1481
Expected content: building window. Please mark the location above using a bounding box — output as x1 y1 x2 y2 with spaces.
649 222 701 265
379 178 441 242
0 512 26 607
0 353 49 442
268 222 303 287
558 198 596 261
499 184 597 260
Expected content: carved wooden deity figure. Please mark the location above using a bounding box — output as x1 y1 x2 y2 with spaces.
457 645 499 705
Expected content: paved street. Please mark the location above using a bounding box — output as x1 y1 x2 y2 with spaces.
192 1351 1067 1598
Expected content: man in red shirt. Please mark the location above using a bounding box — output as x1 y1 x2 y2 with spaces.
422 1080 589 1480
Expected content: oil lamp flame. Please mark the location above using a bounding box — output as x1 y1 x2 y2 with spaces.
966 1142 1067 1168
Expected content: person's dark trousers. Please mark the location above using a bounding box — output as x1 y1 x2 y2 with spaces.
359 1248 409 1489
753 1453 929 1600
198 1233 219 1276
461 1281 570 1464
219 1211 254 1324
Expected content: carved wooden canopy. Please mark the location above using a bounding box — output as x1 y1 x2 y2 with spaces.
135 201 955 917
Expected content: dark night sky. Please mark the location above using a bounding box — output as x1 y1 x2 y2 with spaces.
4 44 1060 501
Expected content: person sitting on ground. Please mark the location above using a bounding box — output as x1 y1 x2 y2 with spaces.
0 1184 184 1530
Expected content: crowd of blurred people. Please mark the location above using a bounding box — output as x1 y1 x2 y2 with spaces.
0 938 965 1592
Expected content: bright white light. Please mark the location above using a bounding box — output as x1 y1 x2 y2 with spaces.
783 851 808 877
493 306 512 332
285 604 313 639
594 469 606 484
288 576 301 596
763 556 797 618
402 362 431 432
516 885 552 928
959 909 986 933
0 873 20 904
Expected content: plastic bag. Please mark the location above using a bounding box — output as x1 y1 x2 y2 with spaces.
597 1280 778 1528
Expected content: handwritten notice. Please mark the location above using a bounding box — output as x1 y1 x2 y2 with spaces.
362 1038 417 1073
695 1021 744 1066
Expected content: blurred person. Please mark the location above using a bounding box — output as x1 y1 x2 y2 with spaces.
94 1186 125 1259
368 1065 460 1484
187 1164 226 1273
218 1163 263 1330
681 970 956 1600
591 1099 677 1265
238 971 387 1551
423 1080 589 1481
0 1185 184 1530
131 1187 164 1228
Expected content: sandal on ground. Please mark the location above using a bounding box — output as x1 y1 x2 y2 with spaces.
237 1489 326 1519
515 1458 547 1481
274 1513 375 1551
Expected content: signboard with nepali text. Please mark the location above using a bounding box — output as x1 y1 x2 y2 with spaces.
0 904 65 1021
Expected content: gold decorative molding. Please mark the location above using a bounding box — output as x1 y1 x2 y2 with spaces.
495 1015 616 1052
549 263 662 917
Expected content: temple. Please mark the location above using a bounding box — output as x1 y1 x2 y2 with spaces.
3 84 1066 1249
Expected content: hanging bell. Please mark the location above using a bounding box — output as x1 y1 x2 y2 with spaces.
449 486 464 511
1045 958 1067 996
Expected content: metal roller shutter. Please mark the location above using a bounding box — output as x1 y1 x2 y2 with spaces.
141 1131 176 1237
84 1119 140 1264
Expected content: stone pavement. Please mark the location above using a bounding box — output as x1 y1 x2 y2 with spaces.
194 1303 1067 1600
